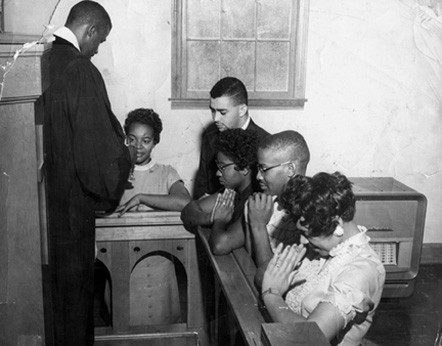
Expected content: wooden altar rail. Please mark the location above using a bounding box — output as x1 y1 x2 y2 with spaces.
94 211 208 346
197 227 329 346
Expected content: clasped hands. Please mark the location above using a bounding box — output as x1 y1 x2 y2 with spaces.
261 242 307 297
211 188 236 223
248 192 274 228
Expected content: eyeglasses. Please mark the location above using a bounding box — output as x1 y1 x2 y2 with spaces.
215 161 236 172
257 161 292 174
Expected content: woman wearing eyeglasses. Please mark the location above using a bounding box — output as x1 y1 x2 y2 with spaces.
181 128 260 254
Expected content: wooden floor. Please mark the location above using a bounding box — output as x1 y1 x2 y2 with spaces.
365 263 442 346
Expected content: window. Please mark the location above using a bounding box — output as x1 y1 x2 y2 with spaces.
171 0 310 108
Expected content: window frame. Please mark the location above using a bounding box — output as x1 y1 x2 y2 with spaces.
171 0 310 109
0 0 4 33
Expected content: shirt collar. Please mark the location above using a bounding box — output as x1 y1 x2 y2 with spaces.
241 115 251 130
53 26 81 52
134 160 156 171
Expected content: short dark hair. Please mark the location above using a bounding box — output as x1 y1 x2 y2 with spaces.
123 108 163 144
280 172 356 238
210 77 248 106
258 130 310 173
214 129 258 171
66 1 112 32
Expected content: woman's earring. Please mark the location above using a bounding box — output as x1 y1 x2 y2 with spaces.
334 225 344 237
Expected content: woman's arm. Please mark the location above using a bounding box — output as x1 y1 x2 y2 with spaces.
264 296 345 341
180 193 218 227
209 216 246 255
262 243 345 341
116 180 191 215
209 190 244 255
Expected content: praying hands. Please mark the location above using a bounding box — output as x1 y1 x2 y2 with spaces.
261 242 307 297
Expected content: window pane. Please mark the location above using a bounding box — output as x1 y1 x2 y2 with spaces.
257 0 292 39
187 41 220 91
172 0 308 108
222 0 255 39
256 42 290 91
187 0 220 38
220 41 255 90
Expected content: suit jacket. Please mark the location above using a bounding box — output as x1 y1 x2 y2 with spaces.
193 119 269 199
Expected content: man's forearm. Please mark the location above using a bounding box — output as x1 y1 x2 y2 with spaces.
250 223 274 266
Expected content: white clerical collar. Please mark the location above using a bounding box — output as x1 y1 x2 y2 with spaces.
134 160 156 171
241 115 251 130
53 26 81 52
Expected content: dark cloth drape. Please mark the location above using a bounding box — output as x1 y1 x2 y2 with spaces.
43 37 131 345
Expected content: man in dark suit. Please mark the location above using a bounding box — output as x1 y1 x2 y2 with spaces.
193 77 269 199
43 1 131 344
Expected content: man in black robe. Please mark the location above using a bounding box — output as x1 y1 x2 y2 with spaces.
193 77 269 199
43 1 131 344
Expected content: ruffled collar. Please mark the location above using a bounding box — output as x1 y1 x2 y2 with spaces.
328 225 370 257
134 160 156 172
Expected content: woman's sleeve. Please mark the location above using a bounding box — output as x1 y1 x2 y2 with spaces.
165 165 184 191
320 260 384 327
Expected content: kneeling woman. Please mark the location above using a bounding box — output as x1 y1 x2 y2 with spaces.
261 172 385 346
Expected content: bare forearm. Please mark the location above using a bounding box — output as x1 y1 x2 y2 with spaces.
254 262 269 288
250 223 274 266
137 193 190 211
263 294 307 323
181 201 212 227
209 220 229 254
209 220 244 255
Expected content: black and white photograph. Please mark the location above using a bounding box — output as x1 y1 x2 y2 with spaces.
0 0 441 345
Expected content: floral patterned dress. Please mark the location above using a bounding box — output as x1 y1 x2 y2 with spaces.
285 226 386 346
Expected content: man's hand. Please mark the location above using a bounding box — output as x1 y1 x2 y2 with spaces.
248 192 273 230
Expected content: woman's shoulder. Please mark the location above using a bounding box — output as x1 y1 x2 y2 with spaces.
152 164 183 184
153 163 179 173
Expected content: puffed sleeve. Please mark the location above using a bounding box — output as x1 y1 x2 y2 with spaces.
164 165 183 191
320 259 385 327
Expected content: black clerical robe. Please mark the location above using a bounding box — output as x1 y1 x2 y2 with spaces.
193 120 269 199
43 37 131 345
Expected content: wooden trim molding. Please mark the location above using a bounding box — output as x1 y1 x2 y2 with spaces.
169 98 307 109
0 33 41 44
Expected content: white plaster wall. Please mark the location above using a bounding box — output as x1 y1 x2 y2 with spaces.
7 0 442 243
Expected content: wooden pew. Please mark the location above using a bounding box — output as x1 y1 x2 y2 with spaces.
197 227 265 345
197 227 329 346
